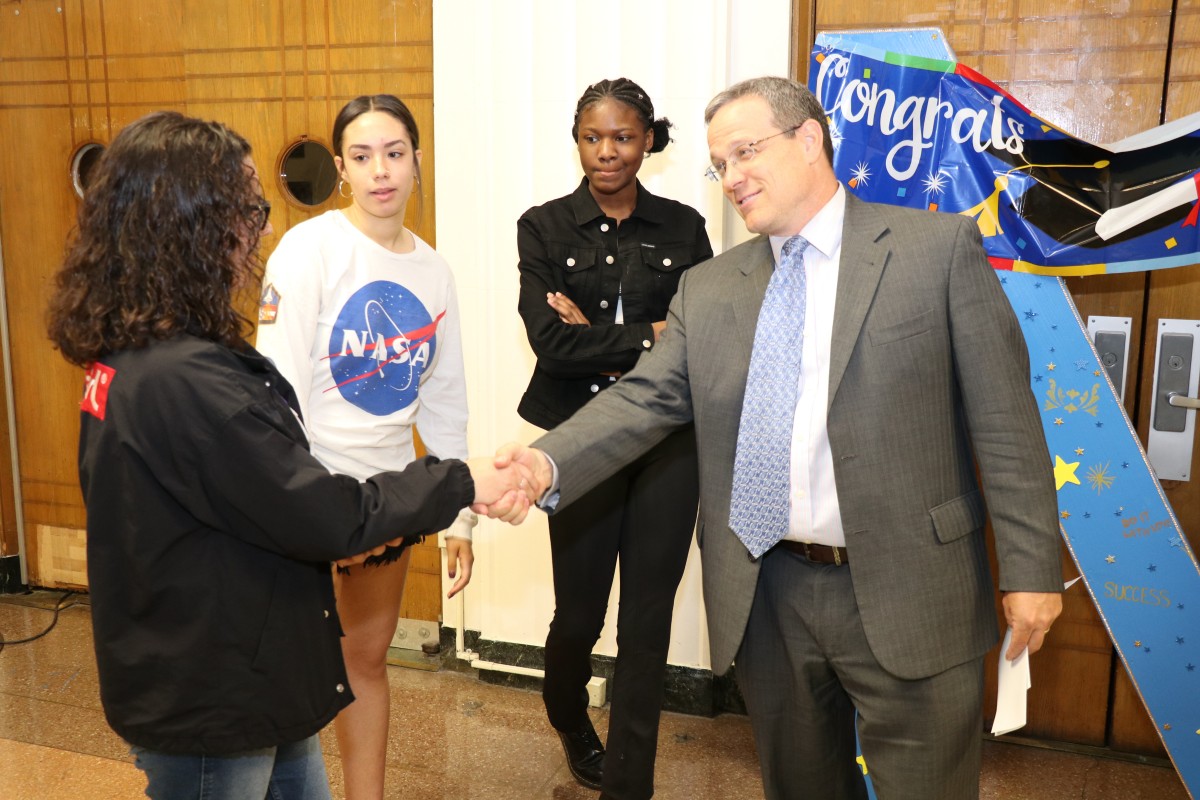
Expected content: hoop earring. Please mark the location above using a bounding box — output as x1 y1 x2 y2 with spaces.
338 180 352 199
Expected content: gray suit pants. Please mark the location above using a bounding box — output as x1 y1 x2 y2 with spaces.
736 546 984 800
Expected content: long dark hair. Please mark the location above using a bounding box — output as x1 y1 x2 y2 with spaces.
571 78 672 154
47 111 264 366
332 94 424 219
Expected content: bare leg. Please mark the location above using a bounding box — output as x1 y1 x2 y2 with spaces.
332 549 413 800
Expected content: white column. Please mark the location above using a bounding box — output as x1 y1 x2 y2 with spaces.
433 0 791 671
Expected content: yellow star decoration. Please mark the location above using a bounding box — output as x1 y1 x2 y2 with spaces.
1094 370 1103 377
1135 641 1142 648
1106 555 1116 563
1060 510 1071 519
1054 417 1065 426
1164 724 1173 731
1047 362 1057 371
1054 455 1081 490
1075 447 1085 455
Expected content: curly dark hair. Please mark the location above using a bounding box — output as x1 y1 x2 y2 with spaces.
47 111 266 367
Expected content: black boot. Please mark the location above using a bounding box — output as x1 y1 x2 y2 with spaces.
557 719 605 790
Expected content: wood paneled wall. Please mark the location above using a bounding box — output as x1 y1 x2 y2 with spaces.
805 0 1199 759
0 0 437 592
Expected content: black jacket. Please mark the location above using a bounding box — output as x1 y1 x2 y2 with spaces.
77 335 474 754
516 179 712 428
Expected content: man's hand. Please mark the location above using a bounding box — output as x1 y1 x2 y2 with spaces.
1002 590 1063 660
492 441 552 500
466 457 534 525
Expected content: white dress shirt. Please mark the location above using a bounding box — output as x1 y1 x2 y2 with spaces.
768 185 847 548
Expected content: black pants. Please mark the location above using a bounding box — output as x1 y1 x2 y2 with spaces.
543 425 699 800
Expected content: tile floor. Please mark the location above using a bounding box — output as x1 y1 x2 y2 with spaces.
0 591 1191 799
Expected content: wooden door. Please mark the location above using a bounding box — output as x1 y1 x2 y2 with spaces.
804 0 1199 756
0 0 445 626
1110 12 1200 753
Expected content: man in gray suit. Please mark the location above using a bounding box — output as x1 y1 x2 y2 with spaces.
493 77 1063 799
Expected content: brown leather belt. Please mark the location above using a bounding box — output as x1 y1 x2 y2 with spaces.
776 540 849 566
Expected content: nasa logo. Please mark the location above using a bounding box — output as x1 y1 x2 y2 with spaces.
81 362 116 420
324 280 442 416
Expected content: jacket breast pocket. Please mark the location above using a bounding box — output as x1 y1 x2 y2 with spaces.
639 244 693 274
930 490 985 543
869 308 936 347
638 244 694 308
546 244 600 296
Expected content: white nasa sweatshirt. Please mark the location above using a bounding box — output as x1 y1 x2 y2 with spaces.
257 210 474 539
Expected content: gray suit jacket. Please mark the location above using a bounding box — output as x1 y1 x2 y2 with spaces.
534 193 1062 680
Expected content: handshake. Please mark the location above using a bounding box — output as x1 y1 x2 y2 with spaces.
334 443 555 569
466 442 554 525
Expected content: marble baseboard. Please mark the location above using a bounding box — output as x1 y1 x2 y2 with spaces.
440 626 745 718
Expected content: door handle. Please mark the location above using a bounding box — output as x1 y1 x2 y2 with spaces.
1148 321 1200 480
1168 392 1200 410
1088 316 1132 403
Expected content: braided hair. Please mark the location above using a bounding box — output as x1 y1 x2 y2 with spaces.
571 78 672 153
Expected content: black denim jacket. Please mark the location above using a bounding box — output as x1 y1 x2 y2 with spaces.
516 179 713 428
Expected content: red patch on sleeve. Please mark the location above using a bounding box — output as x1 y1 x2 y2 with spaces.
81 362 116 420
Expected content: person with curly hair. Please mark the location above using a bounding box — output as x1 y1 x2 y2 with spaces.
47 110 531 800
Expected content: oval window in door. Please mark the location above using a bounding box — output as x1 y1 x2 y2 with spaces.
278 139 338 207
70 142 106 198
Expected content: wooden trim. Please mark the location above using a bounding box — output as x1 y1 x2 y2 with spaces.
792 0 816 84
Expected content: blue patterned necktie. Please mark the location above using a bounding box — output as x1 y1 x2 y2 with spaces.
729 235 809 558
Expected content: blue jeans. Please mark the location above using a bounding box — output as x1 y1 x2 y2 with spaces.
131 734 332 800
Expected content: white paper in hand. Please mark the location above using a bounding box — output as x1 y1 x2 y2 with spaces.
990 627 1032 736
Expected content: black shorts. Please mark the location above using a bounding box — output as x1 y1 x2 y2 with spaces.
335 534 425 574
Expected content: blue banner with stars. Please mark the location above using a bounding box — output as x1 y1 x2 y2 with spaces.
812 31 1200 795
1005 271 1198 792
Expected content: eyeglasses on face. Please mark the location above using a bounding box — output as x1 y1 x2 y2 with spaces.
704 123 803 182
245 199 271 231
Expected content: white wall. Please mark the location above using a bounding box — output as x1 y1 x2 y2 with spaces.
433 0 791 670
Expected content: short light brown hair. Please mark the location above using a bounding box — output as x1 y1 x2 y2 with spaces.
705 76 834 165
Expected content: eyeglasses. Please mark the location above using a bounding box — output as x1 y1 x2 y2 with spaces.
246 199 271 231
704 124 803 182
